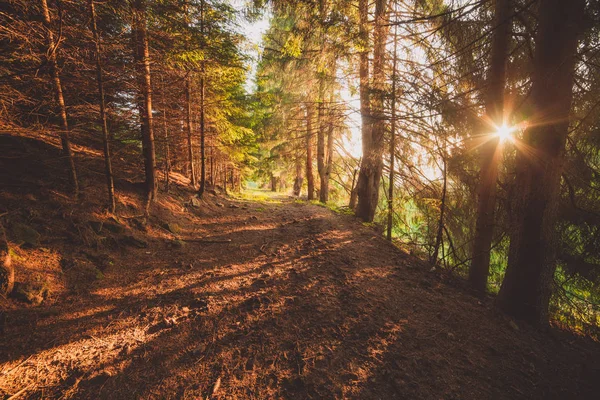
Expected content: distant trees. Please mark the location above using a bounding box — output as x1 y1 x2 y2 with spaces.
253 0 599 329
0 0 252 213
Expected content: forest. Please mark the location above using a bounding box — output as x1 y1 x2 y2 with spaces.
0 0 599 398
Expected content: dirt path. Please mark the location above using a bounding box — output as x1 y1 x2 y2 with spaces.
0 192 598 399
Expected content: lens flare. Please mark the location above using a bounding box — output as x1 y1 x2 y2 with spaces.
496 124 513 142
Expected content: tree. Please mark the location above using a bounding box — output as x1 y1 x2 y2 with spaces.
356 0 389 222
132 0 157 207
497 0 585 324
41 0 79 196
469 0 512 294
89 0 116 213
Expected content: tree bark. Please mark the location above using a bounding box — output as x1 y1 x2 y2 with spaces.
41 0 78 196
306 103 315 200
356 0 389 222
186 75 197 187
431 155 447 264
161 75 171 192
317 77 326 202
198 0 207 197
387 25 398 241
198 67 207 196
469 0 512 294
497 0 584 324
132 0 157 206
89 0 116 213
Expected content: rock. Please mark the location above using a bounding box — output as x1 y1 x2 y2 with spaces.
229 204 240 209
11 281 49 305
190 197 202 208
161 222 181 234
11 223 41 247
215 202 225 208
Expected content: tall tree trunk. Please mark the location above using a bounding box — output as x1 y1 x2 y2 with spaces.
161 75 171 192
322 95 334 203
431 155 447 264
198 67 206 196
210 141 214 186
132 0 157 206
317 78 326 202
497 0 584 324
293 130 303 196
355 0 370 213
89 0 116 213
306 103 315 200
356 0 389 222
186 75 197 187
387 25 398 242
41 0 78 196
198 0 207 197
469 0 512 294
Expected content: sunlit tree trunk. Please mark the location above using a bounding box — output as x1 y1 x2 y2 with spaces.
293 128 303 196
354 0 370 213
306 103 315 200
356 0 389 222
198 0 207 197
89 0 115 212
317 79 326 202
469 0 512 293
432 154 447 263
322 94 334 203
387 25 399 242
132 0 157 207
161 75 171 192
186 75 197 187
41 0 78 196
198 66 206 196
497 0 584 324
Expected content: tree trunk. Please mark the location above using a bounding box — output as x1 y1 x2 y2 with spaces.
497 0 584 324
293 130 303 196
322 96 334 203
186 75 197 187
89 0 116 213
161 75 171 192
469 0 512 294
317 77 326 202
306 103 315 200
387 25 398 242
356 0 389 222
132 0 157 207
41 0 78 196
198 68 207 196
431 155 447 264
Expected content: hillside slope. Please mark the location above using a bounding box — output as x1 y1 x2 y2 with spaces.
0 132 598 399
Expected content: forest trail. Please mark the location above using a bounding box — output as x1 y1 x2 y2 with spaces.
1 186 598 399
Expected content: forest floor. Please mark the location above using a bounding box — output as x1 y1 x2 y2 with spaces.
0 132 599 399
